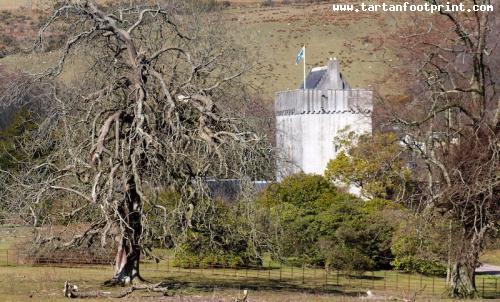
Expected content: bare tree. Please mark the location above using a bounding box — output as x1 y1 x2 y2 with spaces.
1 0 270 285
384 0 499 297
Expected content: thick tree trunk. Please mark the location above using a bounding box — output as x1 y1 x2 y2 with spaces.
108 179 143 285
111 238 141 284
448 259 477 298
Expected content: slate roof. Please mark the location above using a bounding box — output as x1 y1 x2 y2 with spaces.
299 68 327 89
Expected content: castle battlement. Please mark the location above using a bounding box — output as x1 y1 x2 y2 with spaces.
275 59 373 179
275 89 372 116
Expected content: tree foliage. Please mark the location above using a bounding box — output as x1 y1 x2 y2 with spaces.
325 130 413 201
258 173 401 272
390 214 451 276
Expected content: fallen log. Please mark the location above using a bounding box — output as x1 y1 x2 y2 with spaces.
63 281 168 298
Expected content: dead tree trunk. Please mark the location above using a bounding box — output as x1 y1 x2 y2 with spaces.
447 229 483 298
449 259 476 298
109 177 143 285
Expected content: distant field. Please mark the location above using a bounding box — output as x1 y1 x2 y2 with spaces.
0 2 399 98
0 0 115 10
225 2 400 96
0 0 31 10
481 250 500 266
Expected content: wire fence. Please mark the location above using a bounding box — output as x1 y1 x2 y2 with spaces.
0 248 498 299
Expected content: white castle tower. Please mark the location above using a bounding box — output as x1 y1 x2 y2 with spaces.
275 58 373 179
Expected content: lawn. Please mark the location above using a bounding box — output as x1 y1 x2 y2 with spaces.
0 260 498 301
1 226 499 301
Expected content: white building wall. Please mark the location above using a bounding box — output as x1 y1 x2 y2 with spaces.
275 89 372 180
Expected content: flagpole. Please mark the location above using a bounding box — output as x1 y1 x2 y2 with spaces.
303 45 306 90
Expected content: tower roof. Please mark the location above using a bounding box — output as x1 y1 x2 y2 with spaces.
299 59 350 90
299 67 327 90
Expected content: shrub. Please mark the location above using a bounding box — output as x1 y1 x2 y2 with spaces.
391 255 446 276
390 214 450 276
258 173 398 272
172 198 263 268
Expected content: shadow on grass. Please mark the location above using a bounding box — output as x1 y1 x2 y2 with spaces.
344 274 383 281
147 276 366 297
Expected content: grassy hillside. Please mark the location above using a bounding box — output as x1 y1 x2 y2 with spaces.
481 250 500 266
228 3 397 96
0 0 32 10
0 2 399 98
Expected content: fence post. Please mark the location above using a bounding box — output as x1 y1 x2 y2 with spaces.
336 270 339 286
324 268 327 286
302 265 305 284
495 278 497 297
6 250 8 266
384 271 387 290
396 272 398 290
372 271 375 288
432 276 435 295
408 273 411 292
167 258 170 272
482 277 485 298
279 263 281 281
291 265 293 279
268 262 271 280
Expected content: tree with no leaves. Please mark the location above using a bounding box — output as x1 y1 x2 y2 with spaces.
1 0 270 286
385 0 499 297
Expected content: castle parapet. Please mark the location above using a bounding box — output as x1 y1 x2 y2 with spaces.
275 89 372 116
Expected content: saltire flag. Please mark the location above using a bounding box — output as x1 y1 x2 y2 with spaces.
295 46 305 65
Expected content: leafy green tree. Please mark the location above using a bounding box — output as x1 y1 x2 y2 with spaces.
175 198 262 268
325 131 413 201
391 213 451 276
259 173 398 272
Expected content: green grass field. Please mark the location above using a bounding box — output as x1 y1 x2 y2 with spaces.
1 258 498 301
1 226 498 301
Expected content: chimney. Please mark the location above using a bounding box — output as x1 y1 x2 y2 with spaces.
327 58 343 90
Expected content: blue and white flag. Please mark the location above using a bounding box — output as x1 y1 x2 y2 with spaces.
295 46 305 65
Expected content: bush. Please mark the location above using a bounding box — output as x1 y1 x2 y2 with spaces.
174 252 252 269
390 214 450 276
326 245 374 273
258 173 398 272
391 255 446 276
171 198 263 268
